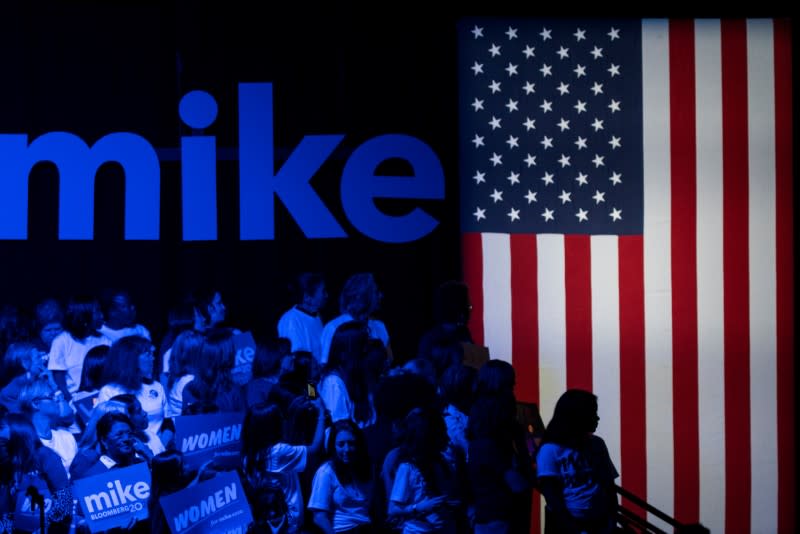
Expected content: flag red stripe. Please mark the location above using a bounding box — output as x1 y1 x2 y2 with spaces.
773 17 795 534
510 234 539 404
618 236 647 514
668 19 700 525
462 232 485 347
564 235 592 391
720 19 752 532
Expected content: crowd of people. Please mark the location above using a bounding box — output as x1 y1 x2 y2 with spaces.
0 273 622 534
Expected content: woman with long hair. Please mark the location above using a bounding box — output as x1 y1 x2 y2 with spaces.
165 330 203 416
241 400 326 534
308 420 375 533
183 329 245 413
537 389 619 534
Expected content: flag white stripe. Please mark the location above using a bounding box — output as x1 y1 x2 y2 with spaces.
694 18 726 534
591 236 622 473
481 233 513 364
537 234 567 425
642 19 675 526
746 19 778 534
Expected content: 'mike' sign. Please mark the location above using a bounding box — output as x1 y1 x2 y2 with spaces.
174 412 245 470
72 462 151 532
0 83 445 243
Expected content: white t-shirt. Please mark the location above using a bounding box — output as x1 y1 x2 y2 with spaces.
40 428 78 475
97 381 167 435
308 461 372 532
390 463 456 534
48 332 112 394
318 374 375 428
277 306 324 362
166 374 195 417
99 324 151 343
319 314 389 365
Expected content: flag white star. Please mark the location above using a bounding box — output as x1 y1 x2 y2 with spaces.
522 45 536 58
609 135 622 149
540 27 552 41
471 98 484 111
608 99 621 113
490 189 504 202
590 82 604 95
489 116 502 129
574 100 587 113
575 136 588 149
591 118 604 131
505 63 519 76
472 171 486 184
574 28 586 41
540 99 553 113
525 190 537 203
556 82 570 95
489 43 501 57
610 207 623 221
471 62 484 75
559 190 572 204
471 25 484 39
471 134 484 148
540 63 553 77
609 171 622 185
557 118 570 131
508 207 521 221
524 153 537 167
574 64 587 77
473 207 486 220
490 152 503 166
542 207 555 221
523 81 536 94
608 64 621 77
608 27 620 40
506 27 518 39
575 172 589 186
590 46 604 59
558 154 571 167
489 80 502 93
576 208 589 221
506 135 519 148
506 99 519 112
540 136 553 149
507 171 520 185
523 117 536 131
541 172 555 185
592 154 605 167
556 46 570 59
593 190 606 204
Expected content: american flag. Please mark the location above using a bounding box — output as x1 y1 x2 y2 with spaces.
458 18 793 534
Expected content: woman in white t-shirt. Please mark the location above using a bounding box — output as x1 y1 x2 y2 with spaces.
309 419 375 533
164 330 203 417
97 335 166 437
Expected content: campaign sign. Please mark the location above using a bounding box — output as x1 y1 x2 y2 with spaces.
174 412 245 471
160 470 253 534
231 331 256 385
73 462 151 532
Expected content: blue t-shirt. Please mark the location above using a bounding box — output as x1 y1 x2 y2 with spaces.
536 435 618 519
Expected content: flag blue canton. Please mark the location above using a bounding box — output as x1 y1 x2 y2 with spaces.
459 19 644 235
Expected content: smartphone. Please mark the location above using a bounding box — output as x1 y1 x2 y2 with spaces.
307 383 317 399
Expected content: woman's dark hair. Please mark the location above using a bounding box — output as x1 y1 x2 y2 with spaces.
3 412 42 475
339 273 380 321
158 300 196 361
475 359 516 397
78 345 109 392
186 329 235 402
326 419 371 484
397 408 448 493
167 330 204 390
150 450 188 534
242 402 284 478
290 273 324 304
63 296 102 340
325 321 372 424
284 396 317 446
542 389 599 449
440 363 476 415
101 335 152 390
252 339 284 378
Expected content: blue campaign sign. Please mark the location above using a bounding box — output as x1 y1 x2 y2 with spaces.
72 462 151 533
231 331 256 386
160 470 254 534
173 412 245 471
